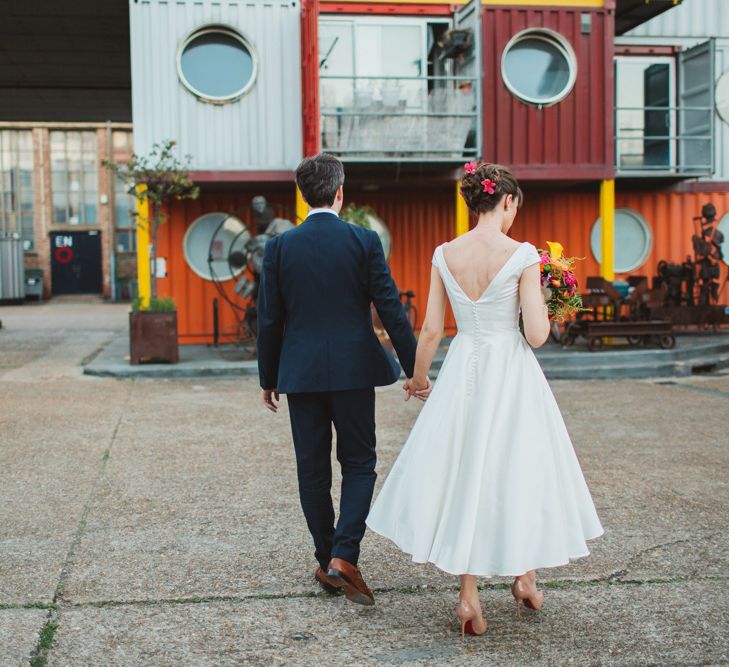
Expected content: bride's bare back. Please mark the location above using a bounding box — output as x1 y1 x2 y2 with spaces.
441 231 523 302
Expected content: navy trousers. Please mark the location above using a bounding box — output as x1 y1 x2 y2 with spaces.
287 388 376 569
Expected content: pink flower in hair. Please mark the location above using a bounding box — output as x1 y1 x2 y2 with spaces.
481 178 496 195
464 161 478 174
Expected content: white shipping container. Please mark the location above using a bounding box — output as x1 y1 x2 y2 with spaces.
129 0 303 172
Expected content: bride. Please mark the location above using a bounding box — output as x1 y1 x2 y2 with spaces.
366 162 604 637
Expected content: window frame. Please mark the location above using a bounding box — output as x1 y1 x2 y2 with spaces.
0 130 35 250
590 208 653 273
614 54 677 172
183 212 250 282
500 28 578 107
176 25 258 104
318 15 452 110
49 130 99 227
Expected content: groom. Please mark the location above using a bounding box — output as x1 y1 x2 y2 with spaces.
257 153 420 606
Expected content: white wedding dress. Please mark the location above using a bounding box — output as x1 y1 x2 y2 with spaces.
367 242 604 576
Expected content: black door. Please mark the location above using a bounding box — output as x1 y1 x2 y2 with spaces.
50 231 102 295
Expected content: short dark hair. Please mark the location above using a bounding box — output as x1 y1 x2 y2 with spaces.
460 163 523 214
295 153 345 207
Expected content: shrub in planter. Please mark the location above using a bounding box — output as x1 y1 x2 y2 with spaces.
129 297 179 365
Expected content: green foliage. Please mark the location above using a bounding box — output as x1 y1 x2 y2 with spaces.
104 140 199 301
29 620 58 667
131 296 176 313
340 203 374 230
103 140 200 217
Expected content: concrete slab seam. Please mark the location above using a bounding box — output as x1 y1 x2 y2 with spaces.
25 380 134 667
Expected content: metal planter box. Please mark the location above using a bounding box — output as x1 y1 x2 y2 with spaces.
129 311 179 365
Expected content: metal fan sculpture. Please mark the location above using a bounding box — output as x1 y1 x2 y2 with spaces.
205 200 295 358
230 216 296 310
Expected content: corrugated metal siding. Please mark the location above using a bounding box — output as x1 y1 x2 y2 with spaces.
129 0 303 171
625 0 728 39
482 7 614 179
346 185 459 332
158 186 729 343
517 188 729 287
157 184 462 341
156 187 296 343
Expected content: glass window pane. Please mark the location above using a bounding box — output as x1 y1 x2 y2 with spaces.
0 131 34 238
503 37 571 102
319 22 355 109
84 204 97 224
718 213 729 264
84 171 98 193
616 58 673 169
180 30 255 99
591 209 653 273
52 191 67 224
116 231 135 253
183 213 250 281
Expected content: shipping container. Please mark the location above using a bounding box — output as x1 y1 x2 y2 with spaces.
482 4 614 180
129 0 303 172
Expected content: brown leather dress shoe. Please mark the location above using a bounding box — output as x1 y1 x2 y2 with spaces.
315 567 341 595
326 557 375 606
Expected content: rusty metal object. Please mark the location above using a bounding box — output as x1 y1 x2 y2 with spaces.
564 319 675 351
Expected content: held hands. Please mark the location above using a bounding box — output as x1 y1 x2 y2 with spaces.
261 389 280 413
403 376 432 402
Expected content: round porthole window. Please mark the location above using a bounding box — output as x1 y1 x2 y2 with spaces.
716 69 729 125
590 209 653 273
183 212 251 281
178 27 257 103
501 29 577 106
717 212 729 263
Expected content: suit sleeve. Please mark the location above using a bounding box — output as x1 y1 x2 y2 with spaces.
366 231 418 377
256 237 285 389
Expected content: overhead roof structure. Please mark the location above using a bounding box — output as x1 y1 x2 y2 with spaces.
0 0 685 122
615 0 683 35
0 0 131 121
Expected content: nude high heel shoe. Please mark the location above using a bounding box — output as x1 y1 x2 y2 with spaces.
511 574 544 616
455 598 488 638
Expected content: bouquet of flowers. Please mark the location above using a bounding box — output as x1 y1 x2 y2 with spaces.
537 241 585 321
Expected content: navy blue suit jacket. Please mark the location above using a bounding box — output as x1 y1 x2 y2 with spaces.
256 212 417 394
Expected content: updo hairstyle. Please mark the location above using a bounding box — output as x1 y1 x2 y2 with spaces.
460 162 523 214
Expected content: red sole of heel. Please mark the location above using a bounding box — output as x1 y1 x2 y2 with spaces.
464 620 475 635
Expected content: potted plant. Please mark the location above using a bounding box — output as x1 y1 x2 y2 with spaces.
105 140 199 364
128 296 179 365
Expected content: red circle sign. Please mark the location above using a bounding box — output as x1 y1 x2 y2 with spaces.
55 246 74 264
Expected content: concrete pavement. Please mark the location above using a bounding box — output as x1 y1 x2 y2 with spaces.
0 300 727 666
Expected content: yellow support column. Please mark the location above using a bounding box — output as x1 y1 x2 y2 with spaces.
135 184 151 309
295 186 308 225
599 178 615 281
455 179 469 237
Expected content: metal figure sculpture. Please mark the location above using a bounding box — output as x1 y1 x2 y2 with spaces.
206 199 295 355
692 203 725 305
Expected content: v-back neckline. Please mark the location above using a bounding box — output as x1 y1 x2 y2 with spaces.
438 242 526 303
